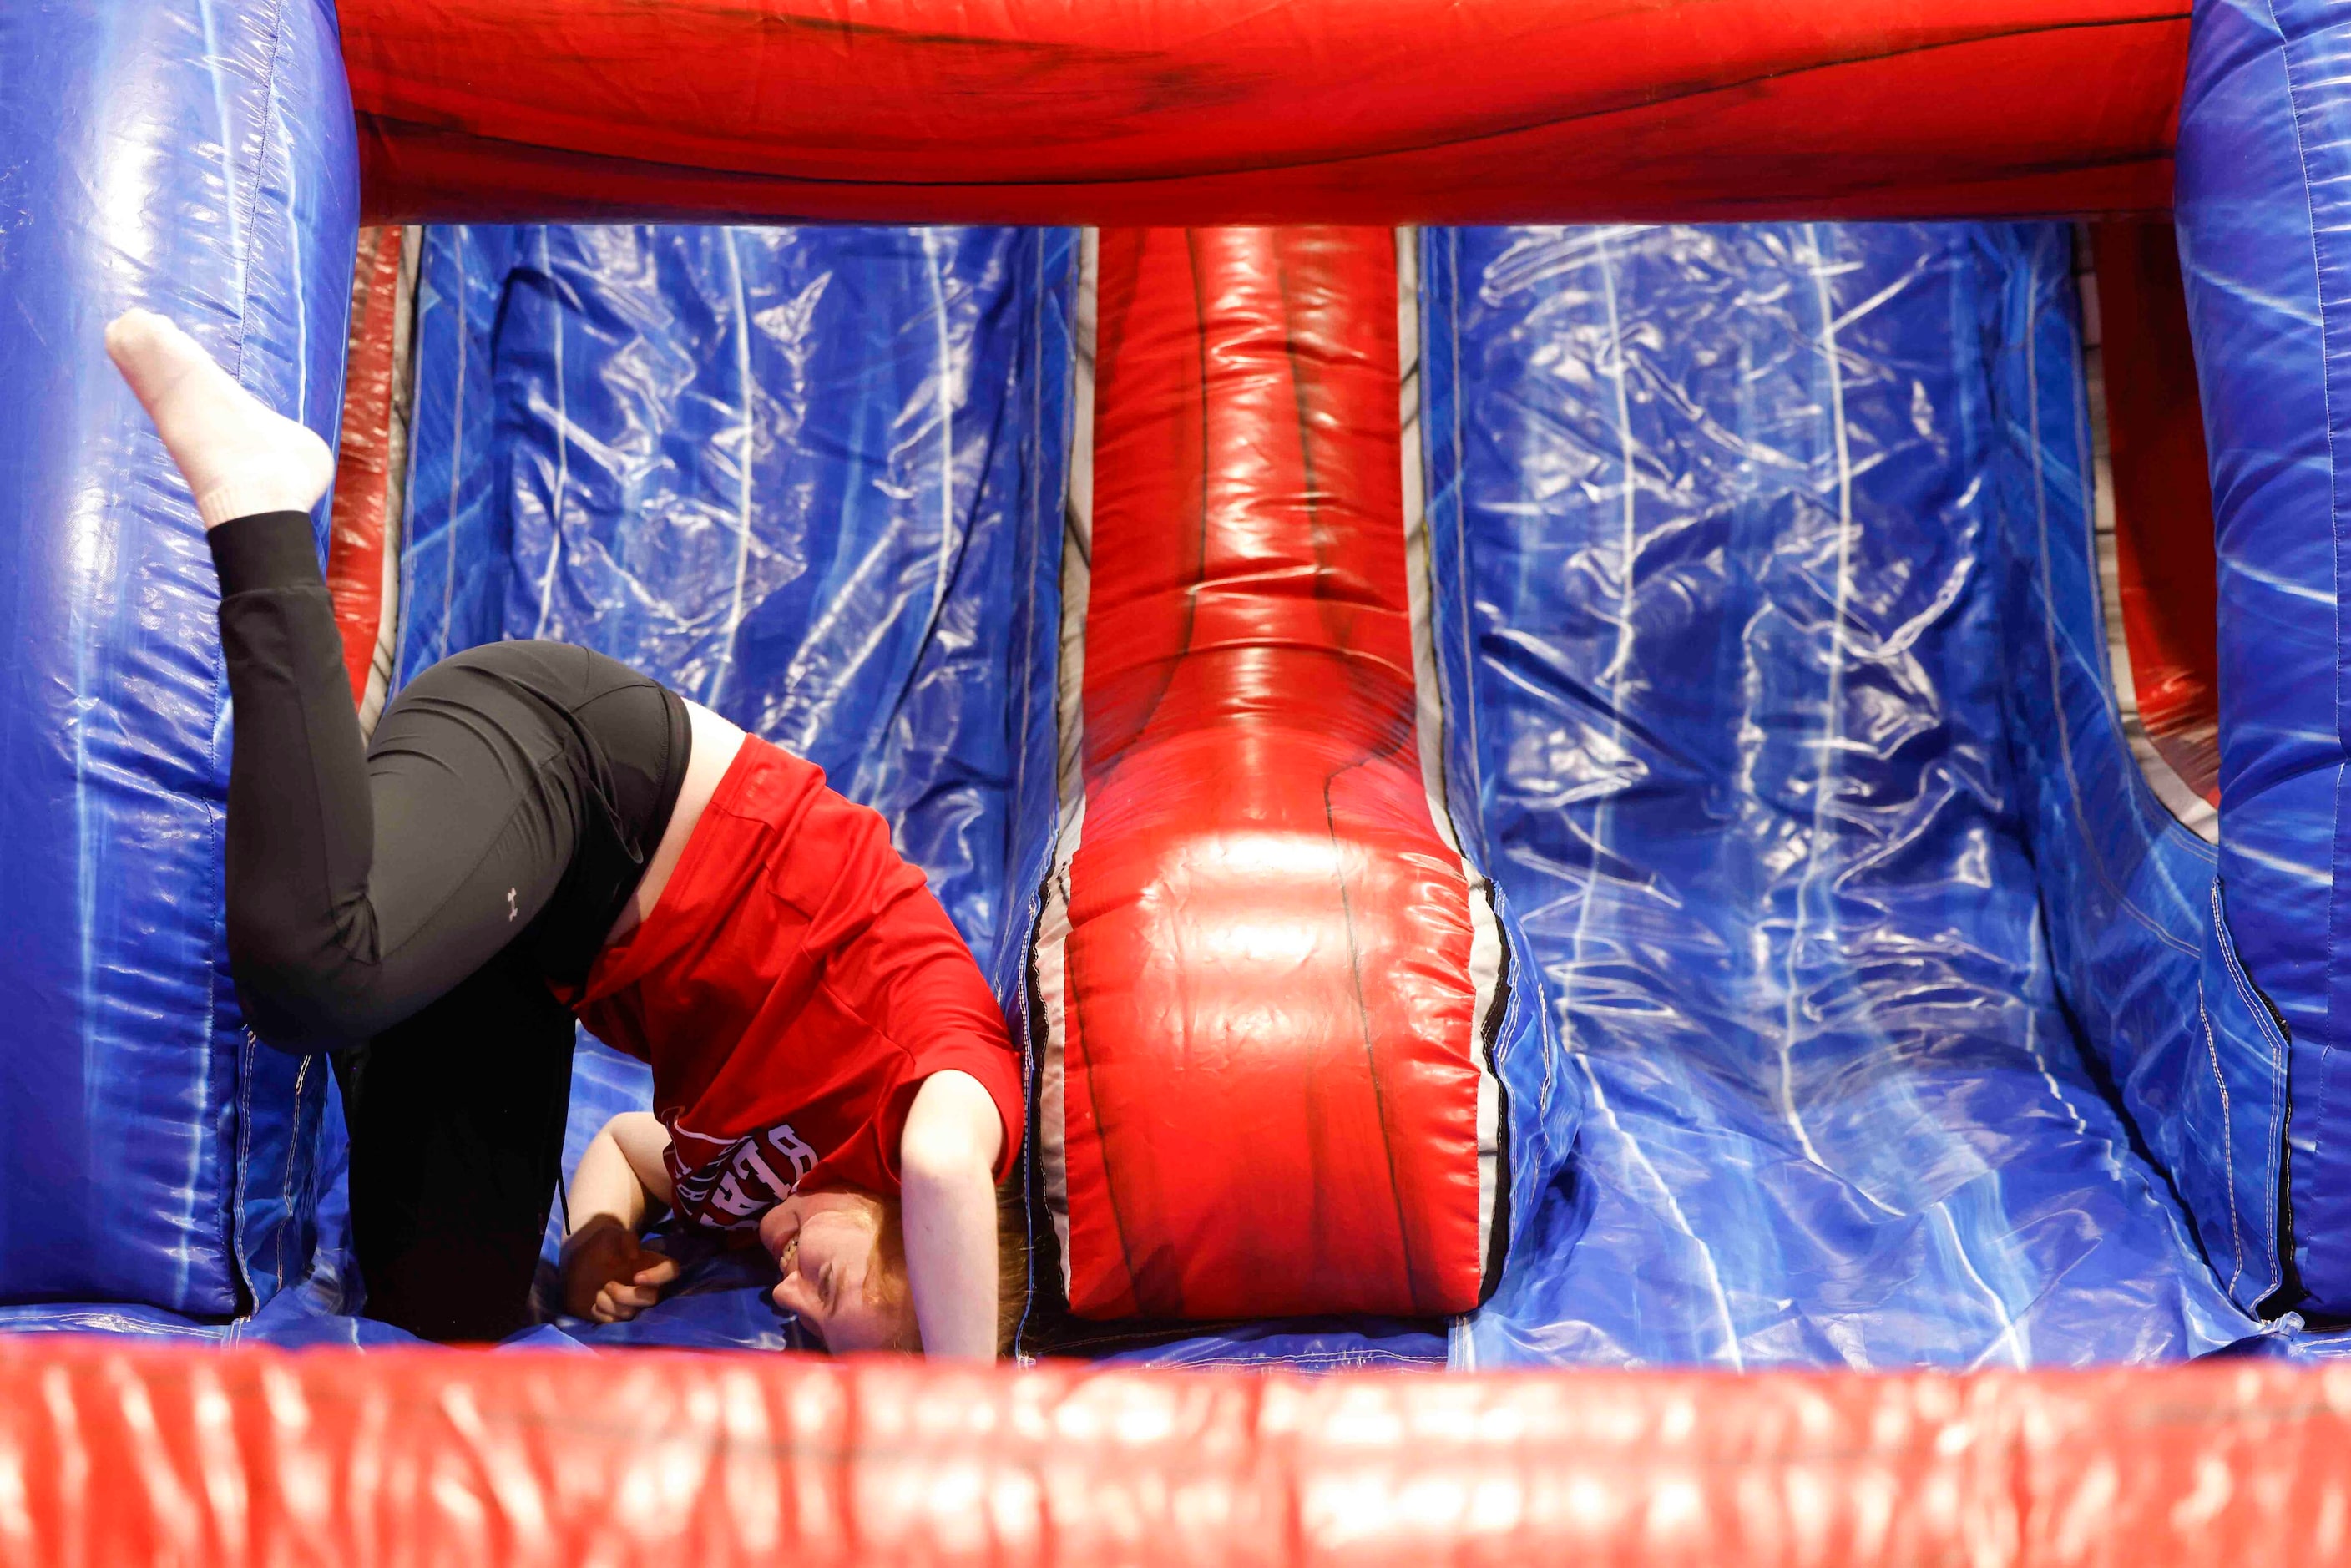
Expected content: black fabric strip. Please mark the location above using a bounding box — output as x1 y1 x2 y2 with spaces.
207 510 322 598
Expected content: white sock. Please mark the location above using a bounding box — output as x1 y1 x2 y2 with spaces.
105 309 336 529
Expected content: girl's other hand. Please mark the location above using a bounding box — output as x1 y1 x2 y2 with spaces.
559 1216 680 1323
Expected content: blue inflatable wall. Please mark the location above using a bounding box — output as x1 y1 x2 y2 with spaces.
0 1 353 1320
2177 0 2351 1320
1423 222 2259 1367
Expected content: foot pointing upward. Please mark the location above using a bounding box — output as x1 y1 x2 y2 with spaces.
105 310 335 529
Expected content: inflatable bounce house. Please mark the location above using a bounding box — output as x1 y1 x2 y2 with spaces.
14 0 2351 1557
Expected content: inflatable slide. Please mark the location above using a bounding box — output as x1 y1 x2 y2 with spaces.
5 0 2351 1555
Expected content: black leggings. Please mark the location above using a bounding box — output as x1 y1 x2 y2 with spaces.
211 512 690 1341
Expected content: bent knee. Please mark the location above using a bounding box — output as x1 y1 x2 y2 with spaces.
226 918 388 1050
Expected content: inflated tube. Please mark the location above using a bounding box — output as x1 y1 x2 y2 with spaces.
2177 0 2351 1314
341 0 2191 225
1034 228 1505 1322
0 0 356 1314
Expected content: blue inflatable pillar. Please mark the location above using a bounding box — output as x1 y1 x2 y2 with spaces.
2178 0 2351 1316
0 3 356 1315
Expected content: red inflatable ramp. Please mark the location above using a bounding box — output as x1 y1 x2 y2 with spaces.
5 1338 2349 1565
1035 227 1503 1322
341 0 2189 225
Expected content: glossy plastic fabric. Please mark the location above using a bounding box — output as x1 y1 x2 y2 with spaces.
1979 228 2285 1323
2090 223 2221 805
399 224 1069 979
2177 0 2351 1316
390 223 1070 1347
1424 224 2256 1368
13 1341 2351 1563
0 0 354 1314
1039 229 1504 1322
326 226 407 707
341 0 2187 227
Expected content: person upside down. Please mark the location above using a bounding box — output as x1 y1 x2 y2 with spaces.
105 310 1023 1358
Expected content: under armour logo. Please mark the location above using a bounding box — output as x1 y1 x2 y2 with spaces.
507 888 518 922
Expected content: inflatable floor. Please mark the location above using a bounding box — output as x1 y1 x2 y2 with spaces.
13 0 2351 1555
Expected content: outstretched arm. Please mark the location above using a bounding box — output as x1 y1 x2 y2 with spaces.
898 1070 1005 1360
560 1112 680 1323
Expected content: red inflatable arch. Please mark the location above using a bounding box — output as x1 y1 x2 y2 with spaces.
341 0 2188 224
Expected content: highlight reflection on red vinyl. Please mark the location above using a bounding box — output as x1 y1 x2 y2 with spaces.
1054 228 1491 1321
12 1341 2351 1565
324 225 404 707
340 0 2189 225
2091 220 2221 805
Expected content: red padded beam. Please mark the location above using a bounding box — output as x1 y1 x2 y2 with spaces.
8 1340 2351 1564
341 0 2189 225
324 225 404 707
2091 220 2220 805
1040 228 1495 1322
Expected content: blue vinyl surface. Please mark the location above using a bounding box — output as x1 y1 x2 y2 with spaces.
0 0 352 1316
400 225 1069 983
1423 224 2257 1368
2177 0 2351 1317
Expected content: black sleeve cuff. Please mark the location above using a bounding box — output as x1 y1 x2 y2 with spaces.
207 511 325 597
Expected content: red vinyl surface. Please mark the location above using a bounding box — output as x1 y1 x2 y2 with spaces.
323 225 402 706
2091 220 2221 805
340 1 2189 225
6 1339 2351 1565
1048 228 1490 1322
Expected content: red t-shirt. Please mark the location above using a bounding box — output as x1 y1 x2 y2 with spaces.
559 737 1024 1235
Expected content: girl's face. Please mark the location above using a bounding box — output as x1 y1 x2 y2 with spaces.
760 1190 917 1353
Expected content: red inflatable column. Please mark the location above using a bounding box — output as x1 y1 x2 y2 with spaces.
326 225 408 721
1037 227 1504 1322
2091 220 2221 806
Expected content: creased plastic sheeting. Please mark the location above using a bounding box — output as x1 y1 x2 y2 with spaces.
14 1342 2351 1564
1980 225 2283 1322
391 223 1069 1348
0 0 353 1315
341 0 2190 226
401 224 1067 974
1427 223 2251 1368
2176 0 2351 1317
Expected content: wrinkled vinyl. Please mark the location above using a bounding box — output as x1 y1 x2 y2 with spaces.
338 0 2190 225
2177 0 2351 1316
383 224 1071 1349
1424 224 2254 1368
15 1342 2351 1563
400 225 1067 981
1044 229 1505 1323
0 0 353 1316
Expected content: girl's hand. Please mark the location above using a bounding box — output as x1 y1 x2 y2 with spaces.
559 1216 680 1323
561 1112 680 1322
